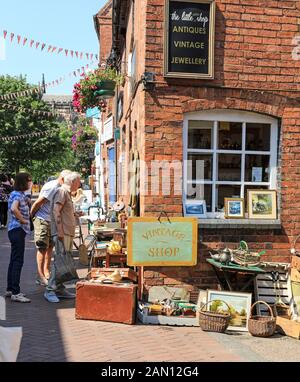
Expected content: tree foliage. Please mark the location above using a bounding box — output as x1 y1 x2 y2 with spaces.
0 75 98 181
0 75 67 174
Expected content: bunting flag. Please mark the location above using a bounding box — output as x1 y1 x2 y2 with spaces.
0 102 55 118
0 128 60 142
0 59 98 101
2 29 98 61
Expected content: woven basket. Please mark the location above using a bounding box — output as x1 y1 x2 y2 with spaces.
248 301 276 337
199 300 231 333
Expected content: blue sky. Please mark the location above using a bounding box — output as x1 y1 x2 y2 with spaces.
0 0 107 94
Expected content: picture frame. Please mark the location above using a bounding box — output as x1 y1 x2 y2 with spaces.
224 198 244 219
184 200 207 218
206 290 252 331
247 189 277 219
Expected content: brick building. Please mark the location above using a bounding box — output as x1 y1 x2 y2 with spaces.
95 0 300 299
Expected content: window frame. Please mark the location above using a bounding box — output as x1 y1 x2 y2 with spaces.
183 109 278 218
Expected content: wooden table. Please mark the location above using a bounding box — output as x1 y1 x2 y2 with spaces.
206 258 265 292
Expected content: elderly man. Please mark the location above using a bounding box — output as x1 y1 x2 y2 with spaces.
30 170 71 286
44 172 81 303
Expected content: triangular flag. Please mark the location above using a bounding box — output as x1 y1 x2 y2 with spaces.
23 37 27 46
77 69 81 74
3 30 7 39
80 52 83 59
75 51 78 58
58 47 63 54
65 49 68 56
86 53 89 60
17 35 21 44
10 33 14 42
36 42 40 49
52 47 57 53
47 45 52 52
30 39 34 47
95 54 98 60
90 54 93 60
70 50 74 57
41 43 46 51
73 71 77 77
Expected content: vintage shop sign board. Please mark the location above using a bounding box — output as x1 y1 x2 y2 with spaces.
127 217 198 266
164 0 215 79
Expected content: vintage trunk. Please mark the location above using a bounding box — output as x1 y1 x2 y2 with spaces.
75 281 137 324
89 267 137 282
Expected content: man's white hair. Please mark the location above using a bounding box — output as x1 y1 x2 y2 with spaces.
59 169 72 179
64 171 81 186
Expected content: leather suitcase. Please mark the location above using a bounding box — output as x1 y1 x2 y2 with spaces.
89 267 137 282
75 281 137 324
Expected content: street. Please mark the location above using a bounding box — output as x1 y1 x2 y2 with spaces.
1 229 300 362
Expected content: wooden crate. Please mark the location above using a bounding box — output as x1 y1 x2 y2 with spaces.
254 263 292 315
276 316 300 339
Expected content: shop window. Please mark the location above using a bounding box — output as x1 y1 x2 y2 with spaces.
184 110 278 218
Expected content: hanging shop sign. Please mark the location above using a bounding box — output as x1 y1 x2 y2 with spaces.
127 217 198 266
101 116 114 143
164 0 215 79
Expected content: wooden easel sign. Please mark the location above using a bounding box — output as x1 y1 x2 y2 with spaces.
127 217 198 266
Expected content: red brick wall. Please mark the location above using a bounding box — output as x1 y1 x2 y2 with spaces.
140 0 300 296
99 0 300 295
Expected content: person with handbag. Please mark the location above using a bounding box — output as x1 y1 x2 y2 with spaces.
0 174 13 228
44 172 81 303
5 173 32 303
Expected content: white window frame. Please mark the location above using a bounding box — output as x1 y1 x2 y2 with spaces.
183 109 278 218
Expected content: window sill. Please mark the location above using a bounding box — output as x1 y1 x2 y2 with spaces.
198 218 281 229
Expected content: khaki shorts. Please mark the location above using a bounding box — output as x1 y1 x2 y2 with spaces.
33 217 54 250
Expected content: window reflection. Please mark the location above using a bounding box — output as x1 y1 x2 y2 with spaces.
218 122 242 150
218 154 241 181
186 184 212 212
188 120 213 149
246 123 270 151
245 155 270 182
216 185 241 211
187 154 212 181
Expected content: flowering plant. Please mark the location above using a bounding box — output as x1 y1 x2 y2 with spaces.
72 67 123 113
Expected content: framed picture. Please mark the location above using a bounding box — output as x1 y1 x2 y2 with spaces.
247 189 277 219
184 200 207 218
224 198 244 219
206 290 252 331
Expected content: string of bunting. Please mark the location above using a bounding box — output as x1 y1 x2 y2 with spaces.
0 102 55 118
3 29 99 61
0 60 98 101
0 129 59 142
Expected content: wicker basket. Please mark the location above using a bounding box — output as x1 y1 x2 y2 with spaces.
248 301 276 338
199 300 231 333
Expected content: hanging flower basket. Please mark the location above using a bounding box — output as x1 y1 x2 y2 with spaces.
72 67 123 113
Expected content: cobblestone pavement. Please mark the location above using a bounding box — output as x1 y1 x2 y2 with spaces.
1 228 300 362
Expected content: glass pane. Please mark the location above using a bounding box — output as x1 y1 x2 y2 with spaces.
218 154 241 181
218 122 242 150
216 185 241 212
246 123 270 151
186 183 212 212
188 120 213 149
244 185 269 212
187 153 213 181
245 155 270 182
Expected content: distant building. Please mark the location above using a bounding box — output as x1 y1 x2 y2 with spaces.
42 94 73 122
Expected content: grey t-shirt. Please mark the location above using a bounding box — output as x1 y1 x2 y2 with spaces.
36 180 60 222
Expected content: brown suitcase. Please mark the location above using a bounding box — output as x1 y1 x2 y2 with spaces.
75 281 137 324
89 267 137 282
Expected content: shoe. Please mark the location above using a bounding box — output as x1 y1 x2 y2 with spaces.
44 291 60 303
55 289 76 299
5 291 26 298
11 293 31 303
36 277 48 286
